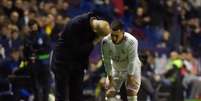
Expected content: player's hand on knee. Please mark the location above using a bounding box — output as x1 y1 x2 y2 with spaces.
106 87 116 97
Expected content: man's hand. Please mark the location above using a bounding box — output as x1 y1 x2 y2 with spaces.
105 76 117 97
104 76 114 89
106 87 116 97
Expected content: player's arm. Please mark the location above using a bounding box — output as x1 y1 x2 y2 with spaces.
127 38 141 98
101 39 112 77
101 39 117 88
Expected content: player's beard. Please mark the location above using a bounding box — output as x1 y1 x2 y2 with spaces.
112 40 118 44
112 37 118 44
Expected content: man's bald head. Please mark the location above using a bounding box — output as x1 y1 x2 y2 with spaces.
91 19 111 37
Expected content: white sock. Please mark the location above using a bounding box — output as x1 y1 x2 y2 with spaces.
127 96 137 101
106 97 117 101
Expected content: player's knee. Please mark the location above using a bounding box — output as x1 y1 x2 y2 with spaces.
126 82 141 96
127 89 138 96
106 90 117 97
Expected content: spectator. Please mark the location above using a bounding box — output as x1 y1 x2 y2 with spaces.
139 51 157 101
163 51 184 101
111 0 125 18
0 0 13 17
24 20 51 101
181 49 201 99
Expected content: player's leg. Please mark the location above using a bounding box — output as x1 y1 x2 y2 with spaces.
126 75 141 101
106 74 125 101
105 76 117 101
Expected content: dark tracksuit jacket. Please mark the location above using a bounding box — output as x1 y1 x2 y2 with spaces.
51 12 98 101
53 12 97 67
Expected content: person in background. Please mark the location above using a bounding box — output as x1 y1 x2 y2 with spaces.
24 20 51 101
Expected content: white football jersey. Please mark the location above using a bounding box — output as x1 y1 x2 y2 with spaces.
101 32 141 76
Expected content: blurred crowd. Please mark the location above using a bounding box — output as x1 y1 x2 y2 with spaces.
0 0 201 101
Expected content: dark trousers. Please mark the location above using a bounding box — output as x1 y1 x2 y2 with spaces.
32 70 50 101
53 63 84 101
29 61 50 101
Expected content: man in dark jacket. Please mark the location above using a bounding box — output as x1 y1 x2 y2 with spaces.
51 12 111 101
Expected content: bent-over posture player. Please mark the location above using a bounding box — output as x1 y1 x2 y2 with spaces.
101 20 141 101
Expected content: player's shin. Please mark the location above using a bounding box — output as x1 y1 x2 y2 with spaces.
126 84 139 101
127 96 137 101
106 97 118 101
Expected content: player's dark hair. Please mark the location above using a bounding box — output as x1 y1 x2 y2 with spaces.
111 19 124 31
